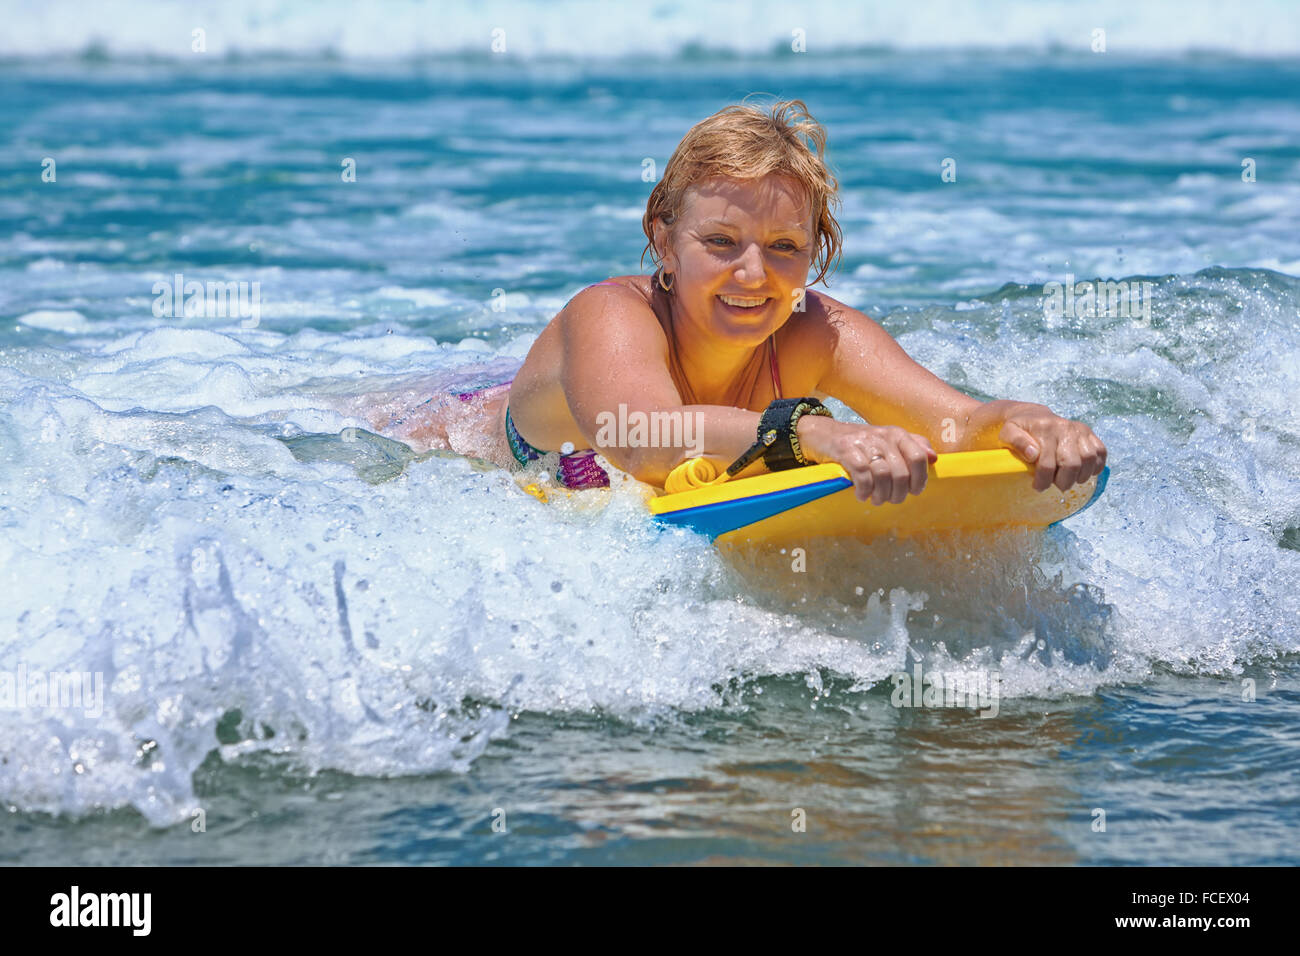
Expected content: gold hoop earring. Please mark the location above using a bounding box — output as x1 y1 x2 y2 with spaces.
657 268 675 293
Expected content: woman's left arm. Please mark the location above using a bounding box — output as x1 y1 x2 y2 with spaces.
811 298 1108 492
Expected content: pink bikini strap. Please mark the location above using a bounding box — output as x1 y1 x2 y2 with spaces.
768 334 783 399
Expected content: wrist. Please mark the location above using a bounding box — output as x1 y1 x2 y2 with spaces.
770 398 831 468
725 398 834 477
794 412 827 461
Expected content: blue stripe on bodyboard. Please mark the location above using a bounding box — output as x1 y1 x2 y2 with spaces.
652 476 852 540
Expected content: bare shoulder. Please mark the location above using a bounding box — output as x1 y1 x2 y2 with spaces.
800 289 882 334
772 289 864 383
559 275 666 347
793 288 899 355
590 275 653 296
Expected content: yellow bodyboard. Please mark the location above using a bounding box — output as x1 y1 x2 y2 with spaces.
648 449 1106 545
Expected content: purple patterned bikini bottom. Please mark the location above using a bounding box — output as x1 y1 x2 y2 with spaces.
454 380 610 490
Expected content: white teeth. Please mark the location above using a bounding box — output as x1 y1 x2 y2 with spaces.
719 295 767 308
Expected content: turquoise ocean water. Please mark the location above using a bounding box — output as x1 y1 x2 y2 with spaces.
1 1 1299 864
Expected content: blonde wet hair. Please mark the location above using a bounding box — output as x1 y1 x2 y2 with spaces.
641 97 843 287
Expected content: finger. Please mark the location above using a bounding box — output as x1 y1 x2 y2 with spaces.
868 453 893 506
1033 439 1057 492
999 421 1040 464
1054 436 1081 492
1077 435 1101 483
876 428 915 504
852 465 875 503
896 436 931 496
880 448 912 505
1076 434 1107 486
843 450 877 503
873 447 915 509
1084 433 1109 482
911 432 938 461
853 471 874 503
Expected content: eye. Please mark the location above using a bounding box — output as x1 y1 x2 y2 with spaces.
708 236 801 251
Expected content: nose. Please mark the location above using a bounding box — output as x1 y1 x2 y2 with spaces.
733 241 768 286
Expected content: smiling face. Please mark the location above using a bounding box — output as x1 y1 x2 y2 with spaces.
653 174 815 348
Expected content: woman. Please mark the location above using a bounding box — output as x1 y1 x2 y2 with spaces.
440 99 1107 503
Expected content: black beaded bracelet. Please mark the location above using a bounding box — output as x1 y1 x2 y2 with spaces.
723 398 833 477
759 398 832 470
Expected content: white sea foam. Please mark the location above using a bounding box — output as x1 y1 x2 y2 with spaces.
2 0 1298 59
16 310 92 332
1 266 1298 824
